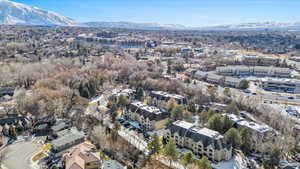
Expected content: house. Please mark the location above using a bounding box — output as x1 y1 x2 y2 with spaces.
125 101 169 130
164 120 232 162
64 142 102 169
51 128 85 153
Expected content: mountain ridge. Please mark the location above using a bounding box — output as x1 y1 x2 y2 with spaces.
0 0 79 26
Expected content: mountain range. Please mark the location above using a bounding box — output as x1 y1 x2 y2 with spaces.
0 0 299 31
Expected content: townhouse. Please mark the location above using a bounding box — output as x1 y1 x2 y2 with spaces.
224 76 244 88
206 73 225 85
164 120 232 162
126 101 169 130
216 66 291 78
241 55 279 66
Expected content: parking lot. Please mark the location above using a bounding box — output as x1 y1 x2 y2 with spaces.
2 139 42 169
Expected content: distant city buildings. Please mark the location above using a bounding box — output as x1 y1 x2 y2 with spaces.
164 120 232 162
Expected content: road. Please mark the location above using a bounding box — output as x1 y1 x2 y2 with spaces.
2 140 42 169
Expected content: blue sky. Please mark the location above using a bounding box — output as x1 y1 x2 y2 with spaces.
12 0 300 27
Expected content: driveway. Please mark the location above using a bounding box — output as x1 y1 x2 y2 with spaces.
2 140 42 169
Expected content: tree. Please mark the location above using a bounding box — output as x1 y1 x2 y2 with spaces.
207 85 217 102
263 148 281 169
181 152 196 167
222 115 233 134
208 114 223 133
196 156 212 169
166 98 178 112
223 87 231 97
110 121 121 142
9 125 17 140
240 128 252 155
199 109 216 125
147 134 162 156
224 128 241 148
135 87 145 101
117 95 129 109
163 140 179 166
171 104 184 121
238 80 249 89
226 101 240 115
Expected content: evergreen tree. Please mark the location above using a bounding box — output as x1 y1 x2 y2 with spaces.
207 114 223 133
224 128 241 148
135 87 145 101
147 134 162 156
181 152 196 167
171 104 184 121
263 148 281 169
240 128 252 155
196 156 212 169
222 115 233 134
163 140 179 166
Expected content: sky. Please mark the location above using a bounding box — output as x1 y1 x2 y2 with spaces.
12 0 300 27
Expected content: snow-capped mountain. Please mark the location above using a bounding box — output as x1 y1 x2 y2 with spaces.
0 0 79 26
84 21 188 30
85 21 300 31
199 22 300 31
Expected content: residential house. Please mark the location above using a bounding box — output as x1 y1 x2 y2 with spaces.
64 142 102 169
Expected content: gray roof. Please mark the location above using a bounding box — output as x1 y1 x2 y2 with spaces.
167 120 231 150
102 160 125 169
52 128 84 150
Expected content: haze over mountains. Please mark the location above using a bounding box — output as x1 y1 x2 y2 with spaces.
0 0 299 31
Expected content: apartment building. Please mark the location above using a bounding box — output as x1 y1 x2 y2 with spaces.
222 113 273 143
193 71 208 80
206 73 225 84
164 121 232 162
126 101 169 130
216 66 291 78
224 77 244 88
150 91 187 105
241 55 279 66
261 78 300 94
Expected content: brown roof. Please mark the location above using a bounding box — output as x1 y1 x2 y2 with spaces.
64 142 101 169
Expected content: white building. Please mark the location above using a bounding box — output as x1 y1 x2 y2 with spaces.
261 78 300 94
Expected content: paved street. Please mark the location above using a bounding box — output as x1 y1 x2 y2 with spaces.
2 140 42 169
